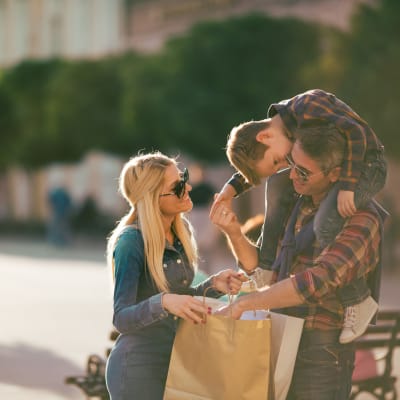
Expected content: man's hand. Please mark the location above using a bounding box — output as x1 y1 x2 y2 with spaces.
337 190 356 217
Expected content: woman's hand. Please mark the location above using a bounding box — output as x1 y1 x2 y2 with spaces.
162 294 208 323
212 269 248 295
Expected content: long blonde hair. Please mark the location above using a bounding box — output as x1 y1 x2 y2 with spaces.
107 152 198 292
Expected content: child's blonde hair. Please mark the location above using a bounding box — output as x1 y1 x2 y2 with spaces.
226 120 270 185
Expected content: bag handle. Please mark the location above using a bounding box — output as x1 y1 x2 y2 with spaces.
201 286 235 320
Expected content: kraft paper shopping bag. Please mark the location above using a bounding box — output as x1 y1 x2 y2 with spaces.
164 314 271 400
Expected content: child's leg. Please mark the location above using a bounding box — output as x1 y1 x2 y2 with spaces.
353 148 387 208
258 168 296 269
337 278 370 307
338 278 378 344
314 184 342 248
314 149 387 249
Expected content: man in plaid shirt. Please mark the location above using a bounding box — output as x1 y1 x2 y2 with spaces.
211 126 383 399
215 89 386 345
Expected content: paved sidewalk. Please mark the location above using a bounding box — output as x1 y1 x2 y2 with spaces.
0 236 399 399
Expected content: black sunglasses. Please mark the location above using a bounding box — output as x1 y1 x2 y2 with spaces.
160 168 189 199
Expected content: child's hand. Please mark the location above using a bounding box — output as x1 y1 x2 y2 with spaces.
337 190 356 217
210 184 236 217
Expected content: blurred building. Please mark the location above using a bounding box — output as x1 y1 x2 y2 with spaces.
0 0 376 67
125 0 376 53
1 151 126 222
0 0 124 68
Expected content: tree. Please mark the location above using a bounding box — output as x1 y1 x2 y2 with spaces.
147 14 325 161
338 0 400 158
0 60 61 167
0 85 19 169
44 59 123 162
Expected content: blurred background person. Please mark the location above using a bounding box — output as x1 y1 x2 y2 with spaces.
46 186 73 246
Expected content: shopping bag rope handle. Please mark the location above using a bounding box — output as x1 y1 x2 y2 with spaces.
202 286 235 320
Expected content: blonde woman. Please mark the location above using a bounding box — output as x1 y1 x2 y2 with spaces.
105 152 244 400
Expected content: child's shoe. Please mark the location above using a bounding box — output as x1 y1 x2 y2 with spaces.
339 296 378 344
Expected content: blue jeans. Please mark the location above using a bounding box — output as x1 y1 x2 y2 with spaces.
258 168 297 269
287 330 355 400
315 149 386 248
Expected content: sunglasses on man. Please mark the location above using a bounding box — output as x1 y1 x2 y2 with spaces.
159 168 189 199
285 155 326 183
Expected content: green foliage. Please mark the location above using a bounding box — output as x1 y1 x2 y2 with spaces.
0 85 19 169
139 14 324 161
1 5 399 167
44 59 123 162
337 0 400 157
118 52 171 156
0 60 62 167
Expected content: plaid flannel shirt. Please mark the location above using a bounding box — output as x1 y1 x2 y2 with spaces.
277 197 381 330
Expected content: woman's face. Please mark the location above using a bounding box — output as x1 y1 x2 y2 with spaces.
159 164 193 218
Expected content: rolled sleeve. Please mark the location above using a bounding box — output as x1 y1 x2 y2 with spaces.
292 208 381 304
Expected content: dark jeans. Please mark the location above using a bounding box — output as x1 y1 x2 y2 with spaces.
259 149 386 307
314 149 386 248
287 330 355 400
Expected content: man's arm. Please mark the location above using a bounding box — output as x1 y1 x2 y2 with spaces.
218 206 381 319
218 277 304 319
210 202 259 273
293 207 381 302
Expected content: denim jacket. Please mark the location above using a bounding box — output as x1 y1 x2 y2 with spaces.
112 225 222 335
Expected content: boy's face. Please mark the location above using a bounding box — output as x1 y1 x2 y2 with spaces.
289 141 339 204
253 115 293 178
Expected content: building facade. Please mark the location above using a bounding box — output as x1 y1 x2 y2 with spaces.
0 0 376 67
0 0 124 68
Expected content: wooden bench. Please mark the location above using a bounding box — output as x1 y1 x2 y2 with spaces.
351 310 400 400
66 311 400 400
65 330 119 400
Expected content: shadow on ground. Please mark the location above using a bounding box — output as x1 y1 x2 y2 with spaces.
0 342 83 398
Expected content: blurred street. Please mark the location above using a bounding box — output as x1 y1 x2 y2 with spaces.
0 236 399 400
0 237 112 400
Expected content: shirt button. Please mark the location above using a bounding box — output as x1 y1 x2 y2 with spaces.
163 263 167 268
182 279 188 285
173 315 178 320
177 259 182 264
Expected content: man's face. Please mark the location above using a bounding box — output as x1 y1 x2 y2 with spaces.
253 115 293 178
289 141 339 203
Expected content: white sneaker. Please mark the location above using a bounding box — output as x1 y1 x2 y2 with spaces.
339 296 378 344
